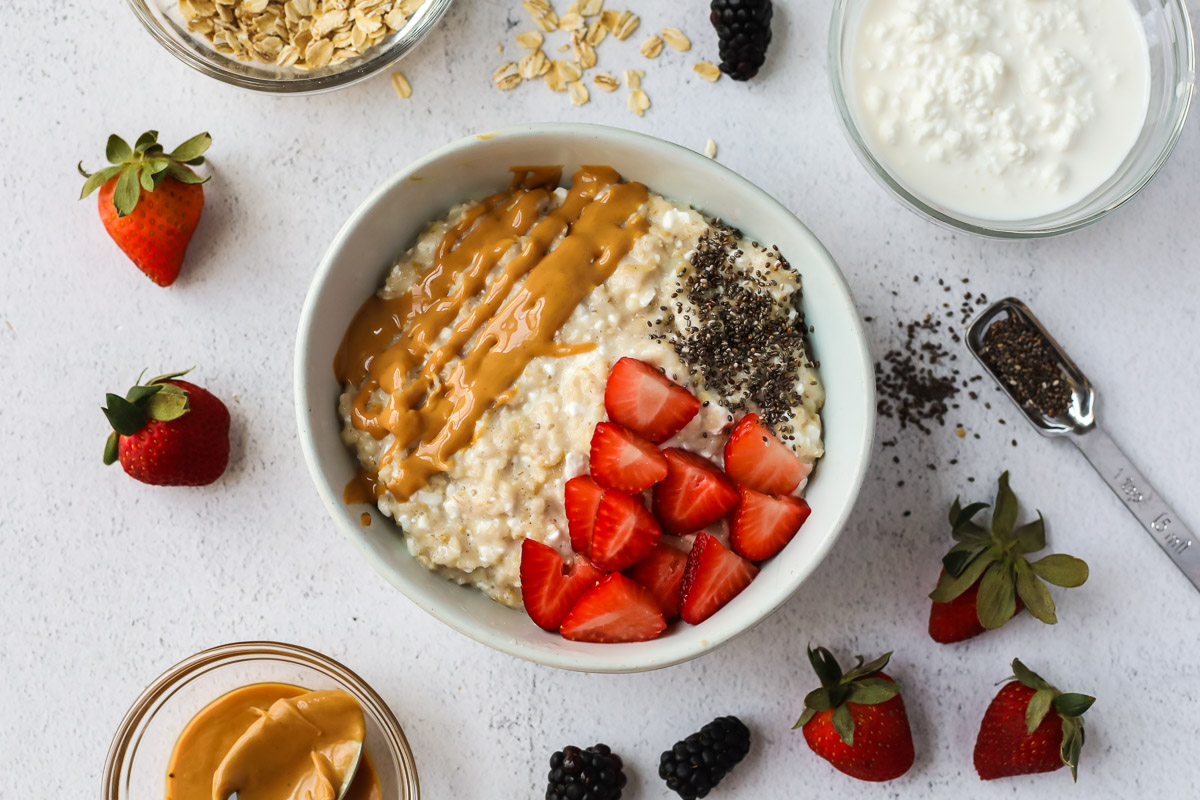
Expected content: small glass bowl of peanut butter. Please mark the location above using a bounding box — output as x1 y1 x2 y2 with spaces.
103 641 419 800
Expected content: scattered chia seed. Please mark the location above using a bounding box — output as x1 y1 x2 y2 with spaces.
654 220 816 437
978 315 1072 418
873 314 961 434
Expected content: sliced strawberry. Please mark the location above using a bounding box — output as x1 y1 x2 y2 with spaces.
626 542 689 620
560 573 668 643
565 475 605 557
651 448 740 535
680 532 760 625
520 539 604 631
723 413 812 495
589 421 669 493
591 490 663 572
729 486 812 561
604 357 701 443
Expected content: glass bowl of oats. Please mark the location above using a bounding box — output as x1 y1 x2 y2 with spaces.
126 0 452 94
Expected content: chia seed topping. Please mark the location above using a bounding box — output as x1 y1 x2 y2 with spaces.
651 221 816 439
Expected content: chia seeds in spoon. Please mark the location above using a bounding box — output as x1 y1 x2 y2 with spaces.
978 314 1072 419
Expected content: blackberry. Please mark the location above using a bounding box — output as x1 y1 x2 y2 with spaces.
659 716 752 799
709 0 774 81
546 743 627 800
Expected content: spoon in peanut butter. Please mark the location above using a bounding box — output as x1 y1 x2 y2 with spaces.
967 298 1199 593
214 689 365 800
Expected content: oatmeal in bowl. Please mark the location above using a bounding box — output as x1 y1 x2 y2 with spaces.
296 124 874 671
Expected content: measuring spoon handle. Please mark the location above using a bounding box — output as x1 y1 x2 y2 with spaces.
1072 427 1200 593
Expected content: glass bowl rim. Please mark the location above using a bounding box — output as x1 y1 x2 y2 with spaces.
826 0 1197 239
122 0 454 95
101 640 420 800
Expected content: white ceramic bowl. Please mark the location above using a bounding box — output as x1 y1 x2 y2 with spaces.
295 123 875 672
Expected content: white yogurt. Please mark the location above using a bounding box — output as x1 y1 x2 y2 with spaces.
850 0 1150 220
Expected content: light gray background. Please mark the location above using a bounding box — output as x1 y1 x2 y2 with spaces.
2 1 1198 797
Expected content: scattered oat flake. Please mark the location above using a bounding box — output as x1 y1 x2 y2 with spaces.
519 48 551 79
693 61 721 82
593 71 619 92
704 138 717 158
496 42 504 53
640 35 663 59
613 11 639 40
585 19 608 46
391 71 412 98
515 30 544 49
579 0 604 15
557 59 583 83
662 27 691 52
600 9 622 30
493 62 522 90
568 80 590 106
558 11 584 31
623 68 643 89
573 39 597 68
627 88 650 116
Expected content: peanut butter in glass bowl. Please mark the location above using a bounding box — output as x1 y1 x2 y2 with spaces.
103 642 419 800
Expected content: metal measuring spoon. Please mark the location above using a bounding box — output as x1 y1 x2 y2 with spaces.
966 298 1199 592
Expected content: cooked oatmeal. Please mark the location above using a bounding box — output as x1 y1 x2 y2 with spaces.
337 168 824 606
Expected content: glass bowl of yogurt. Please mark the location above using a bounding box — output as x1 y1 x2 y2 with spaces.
830 0 1195 237
124 0 452 94
103 641 420 800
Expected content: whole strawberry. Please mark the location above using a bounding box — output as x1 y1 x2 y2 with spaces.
102 370 230 486
928 472 1089 643
79 131 211 286
975 658 1095 781
793 646 914 782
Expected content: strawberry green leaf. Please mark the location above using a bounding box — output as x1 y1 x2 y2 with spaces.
847 681 900 706
1014 558 1057 624
953 501 990 530
942 542 986 577
948 496 962 527
125 383 164 405
134 130 159 153
991 471 1019 542
169 132 213 163
1013 513 1046 554
166 161 210 185
152 169 169 190
102 393 146 436
145 388 190 422
106 134 132 165
1030 554 1089 588
844 651 892 681
1053 693 1095 718
803 686 833 712
184 155 206 166
950 520 990 547
147 368 193 385
138 165 155 193
1060 717 1085 782
144 157 170 175
929 550 996 603
807 646 843 688
793 708 816 729
976 559 1017 630
113 165 142 217
1025 687 1055 734
79 165 122 199
103 432 120 466
831 704 855 746
1010 659 1049 691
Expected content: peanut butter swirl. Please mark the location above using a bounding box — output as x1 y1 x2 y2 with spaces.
335 166 650 501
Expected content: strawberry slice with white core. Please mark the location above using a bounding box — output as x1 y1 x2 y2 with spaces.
589 421 669 493
729 486 812 561
626 541 689 620
651 447 740 535
564 475 605 557
591 490 663 572
604 357 701 443
680 532 760 625
723 413 812 496
560 573 668 643
520 539 604 631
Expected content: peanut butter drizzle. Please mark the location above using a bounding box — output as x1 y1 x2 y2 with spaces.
342 469 381 505
335 166 649 502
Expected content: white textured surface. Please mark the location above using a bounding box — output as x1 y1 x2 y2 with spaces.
1 2 1198 798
